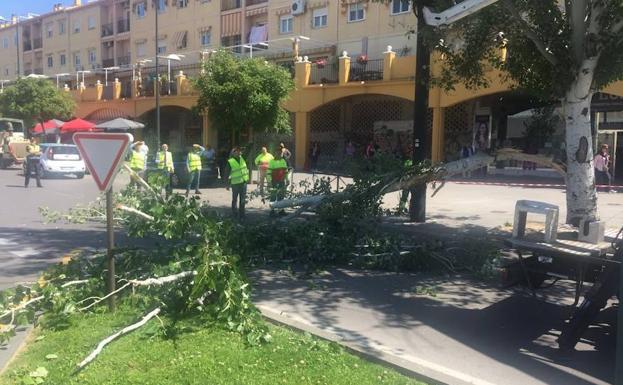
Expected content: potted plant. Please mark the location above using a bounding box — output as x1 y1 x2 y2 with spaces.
356 54 368 65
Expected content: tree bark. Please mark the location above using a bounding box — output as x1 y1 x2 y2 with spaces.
562 59 599 225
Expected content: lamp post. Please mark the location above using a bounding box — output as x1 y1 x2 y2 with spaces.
157 54 184 95
102 66 120 86
154 0 160 149
76 70 91 89
54 73 70 88
0 79 9 93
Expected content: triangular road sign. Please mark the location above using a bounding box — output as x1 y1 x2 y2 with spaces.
73 132 133 192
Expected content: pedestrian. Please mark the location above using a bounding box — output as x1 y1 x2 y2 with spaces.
204 145 216 161
186 144 205 197
345 140 355 159
365 140 376 159
254 146 273 195
24 137 42 188
398 152 413 213
279 142 292 166
309 142 320 170
227 146 250 219
594 143 613 192
268 150 288 209
460 142 474 178
129 141 147 185
155 143 174 197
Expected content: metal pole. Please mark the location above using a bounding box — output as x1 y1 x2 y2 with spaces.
76 72 79 90
16 17 20 78
613 131 618 181
167 59 171 95
106 187 116 312
409 3 431 223
105 69 109 87
617 258 623 384
155 2 161 149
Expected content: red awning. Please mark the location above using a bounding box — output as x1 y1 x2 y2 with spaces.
60 118 96 133
32 119 65 134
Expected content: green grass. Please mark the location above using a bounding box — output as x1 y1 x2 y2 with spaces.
1 308 426 385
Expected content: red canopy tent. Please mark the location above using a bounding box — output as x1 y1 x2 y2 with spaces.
32 119 65 135
60 118 96 133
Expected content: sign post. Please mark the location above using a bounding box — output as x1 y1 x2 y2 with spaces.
73 132 132 312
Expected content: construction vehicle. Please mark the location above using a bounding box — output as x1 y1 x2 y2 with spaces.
0 118 29 169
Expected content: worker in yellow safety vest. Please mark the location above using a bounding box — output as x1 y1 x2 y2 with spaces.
128 141 147 186
186 144 205 197
268 150 288 204
24 137 42 188
227 146 249 219
156 143 174 197
254 146 273 195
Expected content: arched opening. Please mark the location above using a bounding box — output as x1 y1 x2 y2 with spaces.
138 106 203 154
84 108 133 123
308 94 414 171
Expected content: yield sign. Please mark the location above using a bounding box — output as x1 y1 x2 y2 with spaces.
73 132 133 192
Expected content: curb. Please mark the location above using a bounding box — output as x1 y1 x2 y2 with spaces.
258 305 497 385
0 326 33 376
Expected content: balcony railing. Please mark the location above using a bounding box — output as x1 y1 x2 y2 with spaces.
117 55 131 66
310 62 338 84
348 58 384 82
117 19 130 34
221 0 241 11
102 58 115 68
23 41 32 51
246 0 267 6
33 38 42 50
102 23 114 37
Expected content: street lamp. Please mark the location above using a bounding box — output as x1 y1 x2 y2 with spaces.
76 70 91 90
133 59 152 81
157 54 184 95
0 79 10 93
102 66 120 86
242 42 268 59
54 73 70 88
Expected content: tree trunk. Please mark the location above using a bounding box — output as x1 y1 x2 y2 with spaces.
563 59 598 225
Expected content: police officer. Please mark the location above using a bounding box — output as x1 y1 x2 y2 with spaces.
155 143 174 197
24 137 43 188
227 147 249 219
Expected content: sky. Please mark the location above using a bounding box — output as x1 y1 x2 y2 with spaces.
0 1 62 19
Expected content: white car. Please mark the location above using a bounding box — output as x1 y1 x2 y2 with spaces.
38 144 86 179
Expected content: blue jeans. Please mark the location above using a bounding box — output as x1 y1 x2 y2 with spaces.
187 170 201 192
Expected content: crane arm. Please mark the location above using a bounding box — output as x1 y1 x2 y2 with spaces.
423 0 501 27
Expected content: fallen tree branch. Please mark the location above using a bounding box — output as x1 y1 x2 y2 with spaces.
495 148 566 176
76 307 161 371
116 205 155 221
122 164 161 200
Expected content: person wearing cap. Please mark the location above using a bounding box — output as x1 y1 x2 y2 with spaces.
24 137 43 188
155 143 174 197
227 146 250 219
186 144 206 196
129 141 147 184
594 143 614 192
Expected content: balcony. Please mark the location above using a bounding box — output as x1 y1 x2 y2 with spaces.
246 0 266 5
221 0 241 11
117 18 130 34
348 58 384 82
33 38 42 50
23 41 32 52
102 58 115 68
102 23 114 37
117 55 131 66
309 62 338 84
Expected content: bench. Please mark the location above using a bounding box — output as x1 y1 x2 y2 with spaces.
512 200 559 243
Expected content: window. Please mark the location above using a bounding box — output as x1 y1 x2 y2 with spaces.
390 0 410 15
59 20 66 35
47 56 53 68
200 30 211 46
73 20 80 33
312 7 328 28
74 52 81 68
157 39 166 54
158 0 166 13
136 41 146 57
177 0 189 8
2 38 7 49
279 15 293 34
60 54 66 66
88 49 96 64
348 3 365 22
136 3 146 18
46 23 53 38
88 16 96 30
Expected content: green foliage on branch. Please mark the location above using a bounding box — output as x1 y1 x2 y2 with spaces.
193 50 295 145
0 78 75 129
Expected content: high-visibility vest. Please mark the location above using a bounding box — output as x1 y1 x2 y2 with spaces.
254 152 274 170
129 151 145 171
404 159 413 168
157 151 174 172
26 144 41 155
268 158 288 182
188 152 202 172
228 156 249 185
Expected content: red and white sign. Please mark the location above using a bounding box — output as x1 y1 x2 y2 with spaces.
73 133 133 192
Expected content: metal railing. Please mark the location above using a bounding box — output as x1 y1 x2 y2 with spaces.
33 38 42 50
310 62 338 84
101 23 114 37
117 19 130 34
117 55 131 66
221 0 241 11
246 0 267 5
348 58 384 82
102 58 115 68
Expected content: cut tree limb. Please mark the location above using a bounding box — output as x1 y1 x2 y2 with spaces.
76 308 161 371
123 164 161 200
117 205 155 221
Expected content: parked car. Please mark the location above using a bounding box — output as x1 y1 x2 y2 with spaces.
145 152 219 188
36 144 86 179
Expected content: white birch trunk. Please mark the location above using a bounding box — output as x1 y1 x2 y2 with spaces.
562 58 599 225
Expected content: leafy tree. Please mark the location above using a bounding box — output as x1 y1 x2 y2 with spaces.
0 77 75 130
414 0 623 224
193 50 295 146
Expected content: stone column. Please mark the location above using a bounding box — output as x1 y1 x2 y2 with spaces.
176 71 186 96
294 57 311 88
113 78 121 100
431 107 446 163
294 111 309 170
339 51 350 85
95 80 103 101
383 46 395 82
